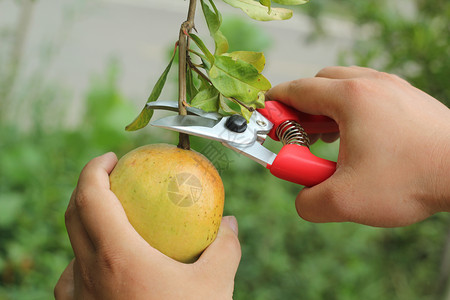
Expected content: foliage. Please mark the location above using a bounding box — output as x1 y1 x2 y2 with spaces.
302 0 450 107
126 0 308 131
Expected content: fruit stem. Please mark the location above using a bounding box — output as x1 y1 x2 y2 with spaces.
177 0 197 150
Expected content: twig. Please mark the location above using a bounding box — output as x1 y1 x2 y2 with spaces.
230 97 255 112
188 60 212 84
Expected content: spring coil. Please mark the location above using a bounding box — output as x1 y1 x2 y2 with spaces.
276 120 310 148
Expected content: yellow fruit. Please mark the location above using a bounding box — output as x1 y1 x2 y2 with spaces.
110 144 224 263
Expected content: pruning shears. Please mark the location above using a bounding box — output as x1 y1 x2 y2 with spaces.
149 100 339 187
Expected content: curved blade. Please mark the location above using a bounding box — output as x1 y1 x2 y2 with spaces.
223 141 277 167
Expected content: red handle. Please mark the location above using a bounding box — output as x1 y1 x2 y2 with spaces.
267 144 336 187
257 101 338 141
258 101 338 186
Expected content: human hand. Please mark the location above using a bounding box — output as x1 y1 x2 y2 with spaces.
54 153 241 300
266 66 450 227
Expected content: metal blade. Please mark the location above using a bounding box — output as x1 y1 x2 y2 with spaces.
152 115 218 128
146 101 221 120
223 141 277 167
151 115 260 145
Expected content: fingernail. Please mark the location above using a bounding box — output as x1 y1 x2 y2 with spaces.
104 151 116 158
223 216 238 236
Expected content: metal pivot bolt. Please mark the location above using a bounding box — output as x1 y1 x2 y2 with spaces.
225 115 247 133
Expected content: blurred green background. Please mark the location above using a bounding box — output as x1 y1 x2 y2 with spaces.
0 0 449 299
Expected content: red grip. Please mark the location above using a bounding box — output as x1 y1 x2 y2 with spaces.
257 101 338 141
267 144 336 187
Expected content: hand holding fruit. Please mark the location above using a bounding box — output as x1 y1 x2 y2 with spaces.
54 152 241 300
266 66 450 227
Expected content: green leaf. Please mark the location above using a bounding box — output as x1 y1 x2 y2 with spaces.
208 55 271 104
125 45 177 131
186 66 199 101
218 94 241 115
201 0 229 55
222 51 266 73
201 0 221 34
272 0 308 5
191 85 220 112
196 71 211 90
189 33 215 64
222 0 293 21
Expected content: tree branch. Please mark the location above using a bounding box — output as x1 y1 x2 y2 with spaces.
177 0 197 150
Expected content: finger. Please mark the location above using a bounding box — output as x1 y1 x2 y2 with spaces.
196 216 241 281
75 152 139 249
65 189 95 262
265 77 345 120
320 132 340 143
315 66 377 79
317 66 412 88
54 259 75 300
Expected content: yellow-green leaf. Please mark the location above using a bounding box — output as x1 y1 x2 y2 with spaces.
208 55 271 104
240 105 253 122
255 91 266 108
272 0 308 5
222 51 266 73
213 30 229 55
222 0 293 21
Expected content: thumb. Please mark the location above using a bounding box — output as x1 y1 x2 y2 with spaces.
196 216 241 279
295 181 349 223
